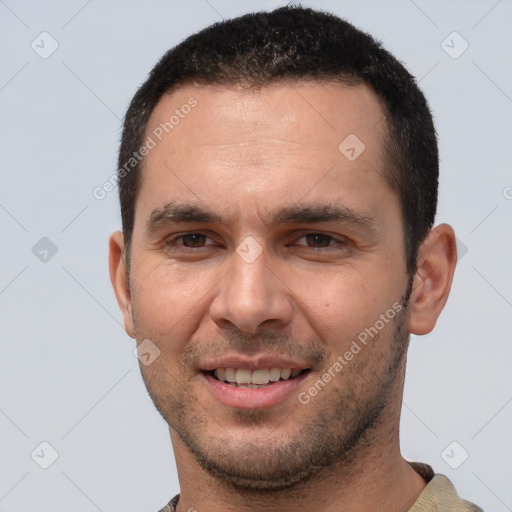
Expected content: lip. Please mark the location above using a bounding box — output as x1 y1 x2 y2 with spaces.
201 353 309 371
201 370 310 409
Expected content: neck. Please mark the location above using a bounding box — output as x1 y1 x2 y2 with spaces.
171 366 427 512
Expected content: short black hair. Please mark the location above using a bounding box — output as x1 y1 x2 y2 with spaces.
117 5 438 275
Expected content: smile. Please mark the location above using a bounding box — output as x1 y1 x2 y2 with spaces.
201 366 311 409
208 367 309 388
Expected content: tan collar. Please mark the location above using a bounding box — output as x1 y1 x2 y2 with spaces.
407 466 483 512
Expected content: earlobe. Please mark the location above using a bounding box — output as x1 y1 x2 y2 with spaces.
109 231 135 338
408 224 457 336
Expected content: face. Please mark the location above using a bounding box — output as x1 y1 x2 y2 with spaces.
115 81 415 489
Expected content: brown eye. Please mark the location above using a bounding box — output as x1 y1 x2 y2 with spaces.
179 233 208 247
304 233 334 248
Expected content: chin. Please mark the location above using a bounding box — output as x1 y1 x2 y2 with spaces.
193 447 317 492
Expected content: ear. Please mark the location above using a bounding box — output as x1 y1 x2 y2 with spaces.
109 231 135 338
408 224 457 335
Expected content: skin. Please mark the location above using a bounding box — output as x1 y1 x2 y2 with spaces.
110 81 457 512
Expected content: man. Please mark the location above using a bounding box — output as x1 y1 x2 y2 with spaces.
109 6 482 512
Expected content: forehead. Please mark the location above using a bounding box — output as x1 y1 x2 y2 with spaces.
147 80 386 151
136 80 393 228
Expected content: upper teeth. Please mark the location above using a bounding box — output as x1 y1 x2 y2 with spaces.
214 368 301 385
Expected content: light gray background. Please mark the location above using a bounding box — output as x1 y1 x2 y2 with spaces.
1 0 511 511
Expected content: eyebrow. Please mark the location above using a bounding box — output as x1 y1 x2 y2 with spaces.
147 202 222 231
146 201 376 235
269 204 376 233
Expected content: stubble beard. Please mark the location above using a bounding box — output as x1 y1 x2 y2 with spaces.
135 287 412 493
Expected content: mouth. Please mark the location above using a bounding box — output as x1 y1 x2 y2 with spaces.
205 367 311 388
200 355 314 409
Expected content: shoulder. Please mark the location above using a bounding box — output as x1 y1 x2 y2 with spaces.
410 473 483 511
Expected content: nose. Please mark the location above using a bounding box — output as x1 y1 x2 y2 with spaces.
209 246 293 334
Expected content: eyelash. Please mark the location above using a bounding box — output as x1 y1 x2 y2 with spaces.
169 233 217 249
293 233 347 249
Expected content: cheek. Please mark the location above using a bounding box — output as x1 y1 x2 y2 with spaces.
130 260 208 344
292 267 393 349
